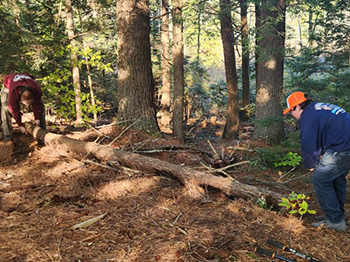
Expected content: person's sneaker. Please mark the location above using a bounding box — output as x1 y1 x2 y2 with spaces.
315 215 326 221
312 219 347 231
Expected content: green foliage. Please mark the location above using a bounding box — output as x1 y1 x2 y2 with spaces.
253 116 285 128
80 92 104 122
240 103 255 118
285 0 350 111
183 0 222 69
274 152 302 168
40 68 76 120
79 46 113 73
209 80 227 114
249 159 267 171
281 133 301 149
40 70 104 122
39 43 113 122
256 196 270 210
279 192 316 219
0 0 35 72
185 60 210 117
255 147 292 168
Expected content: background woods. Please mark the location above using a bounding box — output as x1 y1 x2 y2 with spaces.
1 0 349 140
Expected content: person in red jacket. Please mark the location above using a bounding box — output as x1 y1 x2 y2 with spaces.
1 73 46 141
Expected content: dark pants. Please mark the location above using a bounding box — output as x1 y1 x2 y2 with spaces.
312 151 350 223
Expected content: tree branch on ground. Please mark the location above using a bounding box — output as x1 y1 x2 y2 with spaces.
24 123 284 203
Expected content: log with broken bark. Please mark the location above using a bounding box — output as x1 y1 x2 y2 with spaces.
24 123 284 203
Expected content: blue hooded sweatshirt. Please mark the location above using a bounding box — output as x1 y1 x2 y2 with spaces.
299 102 350 168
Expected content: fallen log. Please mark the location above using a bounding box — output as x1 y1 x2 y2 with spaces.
24 123 284 202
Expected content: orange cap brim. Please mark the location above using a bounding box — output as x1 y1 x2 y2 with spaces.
283 107 292 115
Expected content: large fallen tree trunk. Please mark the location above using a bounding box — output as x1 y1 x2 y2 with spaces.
24 123 284 202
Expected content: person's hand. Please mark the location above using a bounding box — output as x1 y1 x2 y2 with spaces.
309 168 315 172
19 126 27 134
34 120 40 126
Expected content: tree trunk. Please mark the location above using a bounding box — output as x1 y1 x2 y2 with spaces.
252 0 286 145
172 0 185 141
196 8 201 67
24 0 34 31
86 62 98 125
307 8 313 46
159 0 172 128
11 0 20 26
24 123 284 203
255 0 261 94
220 0 239 140
116 0 159 134
240 0 250 108
65 0 83 123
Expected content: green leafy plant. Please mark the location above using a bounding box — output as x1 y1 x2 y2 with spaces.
256 195 268 209
279 192 316 219
274 152 302 168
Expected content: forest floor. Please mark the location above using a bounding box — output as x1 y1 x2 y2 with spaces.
0 117 349 262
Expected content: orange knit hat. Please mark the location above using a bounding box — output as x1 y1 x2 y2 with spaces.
283 91 307 115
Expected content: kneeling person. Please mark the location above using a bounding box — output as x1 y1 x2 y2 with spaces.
1 73 46 141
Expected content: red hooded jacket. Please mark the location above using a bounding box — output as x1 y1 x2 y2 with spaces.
3 73 44 126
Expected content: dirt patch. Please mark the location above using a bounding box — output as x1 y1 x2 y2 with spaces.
0 141 14 165
0 123 349 262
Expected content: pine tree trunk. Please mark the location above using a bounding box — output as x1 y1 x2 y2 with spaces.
159 0 172 128
116 0 159 134
255 0 261 92
86 63 98 125
220 0 239 140
253 0 286 145
65 0 83 123
240 0 250 108
196 8 201 67
172 0 185 141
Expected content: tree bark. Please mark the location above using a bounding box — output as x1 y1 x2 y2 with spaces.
255 0 261 94
24 123 284 203
159 0 172 128
65 0 83 123
172 0 185 142
252 0 286 145
196 7 201 67
116 0 159 134
86 62 97 124
220 0 240 140
240 0 250 108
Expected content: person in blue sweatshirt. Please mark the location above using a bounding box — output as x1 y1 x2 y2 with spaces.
284 91 350 231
